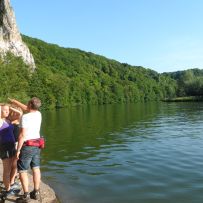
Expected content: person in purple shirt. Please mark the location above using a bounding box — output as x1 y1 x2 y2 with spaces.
0 104 21 197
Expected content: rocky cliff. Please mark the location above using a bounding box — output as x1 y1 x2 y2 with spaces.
0 0 35 70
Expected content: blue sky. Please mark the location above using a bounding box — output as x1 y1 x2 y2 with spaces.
11 0 203 73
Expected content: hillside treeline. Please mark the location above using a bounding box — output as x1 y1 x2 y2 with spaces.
0 35 202 108
163 69 203 97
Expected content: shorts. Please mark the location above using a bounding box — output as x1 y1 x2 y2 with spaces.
17 146 41 172
0 142 16 160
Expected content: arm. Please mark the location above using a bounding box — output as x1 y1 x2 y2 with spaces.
9 106 23 122
9 107 23 116
16 128 26 159
8 98 28 112
9 106 23 120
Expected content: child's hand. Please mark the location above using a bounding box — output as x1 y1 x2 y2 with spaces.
8 98 14 103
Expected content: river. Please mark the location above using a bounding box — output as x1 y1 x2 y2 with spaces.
40 102 203 203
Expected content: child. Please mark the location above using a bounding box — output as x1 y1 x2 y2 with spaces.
0 104 18 197
8 105 23 145
8 105 23 190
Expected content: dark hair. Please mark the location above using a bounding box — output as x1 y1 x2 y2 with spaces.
28 97 41 110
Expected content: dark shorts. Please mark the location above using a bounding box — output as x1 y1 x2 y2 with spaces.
17 146 41 172
0 142 16 160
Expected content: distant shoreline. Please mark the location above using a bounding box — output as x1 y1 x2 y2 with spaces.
162 96 203 102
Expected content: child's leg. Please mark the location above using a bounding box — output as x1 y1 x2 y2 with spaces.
2 158 12 191
10 156 18 185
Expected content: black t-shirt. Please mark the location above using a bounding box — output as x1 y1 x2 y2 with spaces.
13 124 20 142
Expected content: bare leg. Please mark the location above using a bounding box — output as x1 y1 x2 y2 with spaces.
10 157 17 185
19 172 29 193
2 158 12 191
32 167 41 190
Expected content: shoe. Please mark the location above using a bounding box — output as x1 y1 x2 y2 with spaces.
0 189 17 201
10 182 21 190
30 189 41 200
16 193 30 203
0 190 7 201
10 182 21 194
0 192 7 201
5 188 16 196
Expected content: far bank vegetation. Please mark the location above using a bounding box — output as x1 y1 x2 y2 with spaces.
0 36 203 108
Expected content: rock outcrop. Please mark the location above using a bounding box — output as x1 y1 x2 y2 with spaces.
0 0 36 70
0 161 59 203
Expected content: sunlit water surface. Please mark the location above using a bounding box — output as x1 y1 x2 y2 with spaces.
40 102 203 203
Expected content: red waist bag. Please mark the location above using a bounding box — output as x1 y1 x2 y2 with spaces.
24 137 45 149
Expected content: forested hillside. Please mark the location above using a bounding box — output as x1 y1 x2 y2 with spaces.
0 35 202 108
163 69 203 97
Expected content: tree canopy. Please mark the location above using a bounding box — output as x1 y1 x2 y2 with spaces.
0 35 202 108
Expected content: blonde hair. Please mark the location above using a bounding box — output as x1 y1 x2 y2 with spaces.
0 103 10 107
7 105 23 122
10 105 23 113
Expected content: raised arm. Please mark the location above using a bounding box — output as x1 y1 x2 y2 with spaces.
9 106 23 116
9 106 23 123
8 98 28 112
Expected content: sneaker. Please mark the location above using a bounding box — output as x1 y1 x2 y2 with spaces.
0 191 7 201
0 191 7 200
16 193 31 203
30 189 41 200
0 189 17 201
5 188 16 196
10 182 21 190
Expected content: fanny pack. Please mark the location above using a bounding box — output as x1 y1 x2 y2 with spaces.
23 137 45 149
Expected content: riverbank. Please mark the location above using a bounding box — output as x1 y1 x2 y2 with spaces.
162 96 203 102
0 161 59 203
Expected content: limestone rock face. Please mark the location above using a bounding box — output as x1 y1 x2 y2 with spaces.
0 0 36 70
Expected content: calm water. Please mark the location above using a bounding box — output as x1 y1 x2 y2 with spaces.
40 102 203 203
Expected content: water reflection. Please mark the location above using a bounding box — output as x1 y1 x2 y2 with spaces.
41 103 160 162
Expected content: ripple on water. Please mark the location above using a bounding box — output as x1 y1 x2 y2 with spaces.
42 103 203 203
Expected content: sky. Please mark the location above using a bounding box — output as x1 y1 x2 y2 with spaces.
10 0 203 73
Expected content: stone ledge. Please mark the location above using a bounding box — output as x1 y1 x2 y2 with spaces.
0 161 59 203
